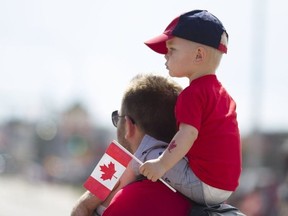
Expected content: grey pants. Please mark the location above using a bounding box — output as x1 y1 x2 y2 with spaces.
162 156 206 204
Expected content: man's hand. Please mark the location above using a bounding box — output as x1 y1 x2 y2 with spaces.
71 191 100 216
139 158 166 182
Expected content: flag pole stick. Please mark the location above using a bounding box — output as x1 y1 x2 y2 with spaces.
113 140 176 193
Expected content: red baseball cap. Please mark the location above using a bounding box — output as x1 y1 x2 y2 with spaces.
144 10 228 54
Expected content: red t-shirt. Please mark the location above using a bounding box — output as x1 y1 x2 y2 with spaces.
103 179 192 216
175 75 241 191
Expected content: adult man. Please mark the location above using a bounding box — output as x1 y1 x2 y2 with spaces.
71 74 192 216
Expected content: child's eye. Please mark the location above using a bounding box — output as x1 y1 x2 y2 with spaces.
167 47 175 53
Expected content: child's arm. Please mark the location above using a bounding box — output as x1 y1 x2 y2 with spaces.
139 123 198 182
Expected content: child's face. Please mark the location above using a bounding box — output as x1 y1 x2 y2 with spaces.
165 37 198 78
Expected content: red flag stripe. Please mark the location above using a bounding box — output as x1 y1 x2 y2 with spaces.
106 142 132 167
83 176 111 201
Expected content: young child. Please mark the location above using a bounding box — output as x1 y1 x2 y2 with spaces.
139 9 242 205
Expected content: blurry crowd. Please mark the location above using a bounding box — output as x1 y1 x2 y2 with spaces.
229 131 288 215
0 103 287 216
0 103 112 184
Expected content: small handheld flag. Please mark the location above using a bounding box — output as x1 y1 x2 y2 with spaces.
84 140 176 201
83 140 133 201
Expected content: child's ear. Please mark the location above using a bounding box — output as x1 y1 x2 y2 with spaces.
195 47 206 62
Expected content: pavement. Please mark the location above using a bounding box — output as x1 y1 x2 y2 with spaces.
0 175 83 216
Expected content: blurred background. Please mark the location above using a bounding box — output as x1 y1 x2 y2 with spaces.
0 0 287 215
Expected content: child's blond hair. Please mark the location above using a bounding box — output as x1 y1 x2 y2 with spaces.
207 32 228 71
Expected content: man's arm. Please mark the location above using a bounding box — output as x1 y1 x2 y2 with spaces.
71 162 137 216
71 191 100 216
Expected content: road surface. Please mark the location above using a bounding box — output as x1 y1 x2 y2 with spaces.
0 175 83 216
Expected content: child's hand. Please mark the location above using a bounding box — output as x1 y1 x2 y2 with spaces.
139 158 166 182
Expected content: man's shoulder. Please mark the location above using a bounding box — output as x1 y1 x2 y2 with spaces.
131 135 167 176
135 135 167 161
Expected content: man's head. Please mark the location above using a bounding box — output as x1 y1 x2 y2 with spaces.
115 74 182 152
145 10 228 55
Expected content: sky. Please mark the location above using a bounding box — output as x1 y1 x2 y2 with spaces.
0 0 287 135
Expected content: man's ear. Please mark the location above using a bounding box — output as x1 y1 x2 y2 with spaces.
124 116 135 140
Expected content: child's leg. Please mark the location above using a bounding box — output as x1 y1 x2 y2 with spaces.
162 157 232 205
161 157 206 204
202 182 232 205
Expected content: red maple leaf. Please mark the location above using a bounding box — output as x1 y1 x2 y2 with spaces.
100 161 117 181
168 140 177 152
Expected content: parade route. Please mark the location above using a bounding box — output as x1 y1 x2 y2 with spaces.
0 176 83 216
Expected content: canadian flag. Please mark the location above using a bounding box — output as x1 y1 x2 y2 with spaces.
83 140 133 201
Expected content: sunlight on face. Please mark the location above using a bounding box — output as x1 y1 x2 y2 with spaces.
165 37 199 78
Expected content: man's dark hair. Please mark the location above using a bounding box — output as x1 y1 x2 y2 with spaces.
121 74 182 143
